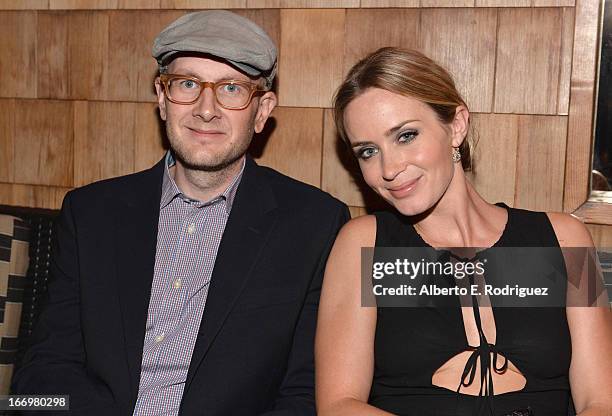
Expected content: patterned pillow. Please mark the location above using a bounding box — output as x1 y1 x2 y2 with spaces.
0 215 30 394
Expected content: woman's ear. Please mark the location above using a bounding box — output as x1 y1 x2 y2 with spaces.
450 105 469 148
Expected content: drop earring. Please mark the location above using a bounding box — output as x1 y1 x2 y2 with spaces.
452 147 461 163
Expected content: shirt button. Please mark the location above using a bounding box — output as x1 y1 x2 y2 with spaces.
173 279 182 289
155 333 165 343
187 223 195 234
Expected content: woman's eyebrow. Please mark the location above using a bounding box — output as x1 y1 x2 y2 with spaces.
349 119 420 147
385 119 419 136
350 140 375 148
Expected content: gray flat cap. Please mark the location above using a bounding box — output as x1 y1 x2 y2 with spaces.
152 10 277 87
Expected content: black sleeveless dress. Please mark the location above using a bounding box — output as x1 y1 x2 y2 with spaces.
369 203 572 416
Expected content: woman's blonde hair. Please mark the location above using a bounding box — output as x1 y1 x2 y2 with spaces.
333 47 472 171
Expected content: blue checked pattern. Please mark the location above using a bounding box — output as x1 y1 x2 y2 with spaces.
133 153 244 416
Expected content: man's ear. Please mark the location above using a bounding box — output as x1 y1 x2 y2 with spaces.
254 91 277 133
450 105 469 148
154 78 167 121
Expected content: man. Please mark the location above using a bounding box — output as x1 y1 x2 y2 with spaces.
13 10 349 416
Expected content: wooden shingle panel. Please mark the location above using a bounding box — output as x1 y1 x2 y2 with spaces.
235 9 280 49
533 0 575 6
278 9 345 108
74 101 136 186
0 11 37 98
50 0 118 8
49 0 163 9
68 11 111 100
420 0 474 6
344 8 420 76
0 100 15 183
13 100 74 187
134 103 166 171
37 11 70 99
360 0 419 6
475 0 530 6
251 106 323 188
321 109 381 208
0 0 48 9
159 0 246 8
108 10 184 102
587 224 612 248
557 6 575 115
246 0 359 7
494 8 563 114
469 113 518 206
563 0 600 211
348 206 367 218
419 8 497 113
0 183 70 210
514 115 567 211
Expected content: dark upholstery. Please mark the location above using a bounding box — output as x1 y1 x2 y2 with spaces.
0 213 30 395
0 205 58 393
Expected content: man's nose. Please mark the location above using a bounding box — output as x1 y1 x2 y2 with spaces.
192 86 220 122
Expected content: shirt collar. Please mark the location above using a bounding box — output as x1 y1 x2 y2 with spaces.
159 151 244 214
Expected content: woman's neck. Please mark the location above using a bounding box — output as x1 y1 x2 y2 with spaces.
412 170 508 248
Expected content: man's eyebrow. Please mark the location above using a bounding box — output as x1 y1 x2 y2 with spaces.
385 119 419 136
169 69 199 78
168 70 251 82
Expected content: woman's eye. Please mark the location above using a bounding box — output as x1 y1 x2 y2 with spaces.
398 130 418 143
356 147 378 160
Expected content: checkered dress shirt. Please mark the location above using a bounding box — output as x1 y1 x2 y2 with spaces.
132 153 244 416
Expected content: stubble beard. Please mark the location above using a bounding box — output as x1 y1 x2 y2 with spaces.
166 126 252 173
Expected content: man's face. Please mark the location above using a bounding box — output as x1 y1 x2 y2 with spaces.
155 56 277 172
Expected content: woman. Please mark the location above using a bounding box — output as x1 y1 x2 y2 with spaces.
315 47 611 416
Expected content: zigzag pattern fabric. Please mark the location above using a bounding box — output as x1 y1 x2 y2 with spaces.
0 215 29 394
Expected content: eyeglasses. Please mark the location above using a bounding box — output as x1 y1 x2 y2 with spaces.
158 74 266 110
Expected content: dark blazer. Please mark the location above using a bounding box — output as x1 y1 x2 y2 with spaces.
13 156 349 416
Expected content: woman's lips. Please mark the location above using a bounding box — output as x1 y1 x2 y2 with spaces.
387 176 422 198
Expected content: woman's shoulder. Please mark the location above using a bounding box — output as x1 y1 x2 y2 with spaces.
545 212 595 248
338 209 410 241
336 214 377 247
325 215 377 289
497 203 593 247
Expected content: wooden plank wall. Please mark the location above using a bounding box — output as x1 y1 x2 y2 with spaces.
0 0 609 247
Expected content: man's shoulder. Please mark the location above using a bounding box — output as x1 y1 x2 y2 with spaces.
255 164 345 211
66 162 161 207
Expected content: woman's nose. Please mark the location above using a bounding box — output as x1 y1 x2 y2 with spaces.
381 152 406 181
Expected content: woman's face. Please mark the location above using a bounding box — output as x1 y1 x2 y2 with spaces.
343 87 467 216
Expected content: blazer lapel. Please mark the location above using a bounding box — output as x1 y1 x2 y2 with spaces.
114 159 165 401
183 157 278 393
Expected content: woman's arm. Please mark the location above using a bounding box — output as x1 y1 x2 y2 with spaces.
548 213 612 416
315 215 395 416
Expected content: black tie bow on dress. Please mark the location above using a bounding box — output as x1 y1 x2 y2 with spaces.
448 252 510 416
